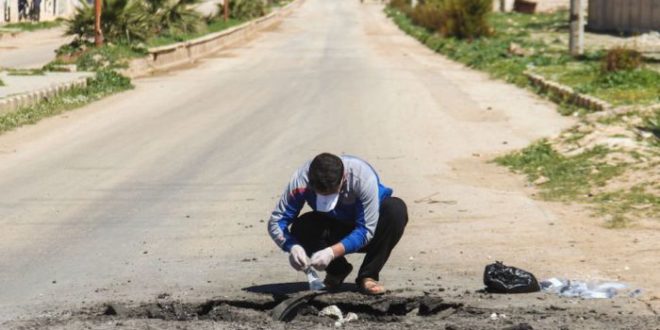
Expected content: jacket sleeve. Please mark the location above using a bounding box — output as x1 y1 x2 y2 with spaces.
267 170 307 252
339 174 380 254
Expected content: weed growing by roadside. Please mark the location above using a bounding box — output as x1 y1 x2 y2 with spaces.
602 47 642 73
494 140 624 201
595 186 660 228
410 2 444 33
0 70 133 135
439 0 492 39
0 78 4 87
495 138 660 226
404 0 492 39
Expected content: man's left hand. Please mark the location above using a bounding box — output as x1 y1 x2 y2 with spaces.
310 247 334 271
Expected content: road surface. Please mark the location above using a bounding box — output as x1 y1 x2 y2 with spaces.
1 0 658 326
0 27 70 68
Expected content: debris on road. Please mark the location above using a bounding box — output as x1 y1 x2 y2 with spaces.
483 261 540 293
540 278 638 299
318 305 358 327
489 312 507 320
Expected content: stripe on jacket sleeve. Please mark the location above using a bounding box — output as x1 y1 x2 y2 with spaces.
267 171 307 252
340 172 380 253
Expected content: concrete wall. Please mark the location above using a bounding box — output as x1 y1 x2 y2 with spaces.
1 0 78 24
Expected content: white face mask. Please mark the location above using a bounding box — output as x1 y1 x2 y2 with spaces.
313 175 344 212
315 192 339 212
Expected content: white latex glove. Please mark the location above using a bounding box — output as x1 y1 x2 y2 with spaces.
288 245 310 271
311 247 335 271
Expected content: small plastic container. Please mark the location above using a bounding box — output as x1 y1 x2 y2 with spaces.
305 268 325 291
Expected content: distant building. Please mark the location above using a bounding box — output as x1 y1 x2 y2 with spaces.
588 0 660 34
1 0 78 24
495 0 575 12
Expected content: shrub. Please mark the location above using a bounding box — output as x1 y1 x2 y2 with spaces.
390 0 412 15
66 0 203 43
410 2 444 32
230 0 268 20
144 0 204 36
66 0 152 43
439 0 492 39
602 47 642 73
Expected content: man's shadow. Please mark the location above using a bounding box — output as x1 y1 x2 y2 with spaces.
243 282 358 295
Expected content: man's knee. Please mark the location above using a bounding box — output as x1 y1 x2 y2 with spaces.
382 197 408 229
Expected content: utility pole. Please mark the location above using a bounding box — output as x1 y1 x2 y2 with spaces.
94 0 103 47
224 0 229 21
569 0 584 56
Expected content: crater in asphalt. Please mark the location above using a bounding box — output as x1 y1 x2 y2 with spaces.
101 292 464 323
7 291 658 329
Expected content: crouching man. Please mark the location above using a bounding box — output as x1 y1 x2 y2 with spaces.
267 153 408 295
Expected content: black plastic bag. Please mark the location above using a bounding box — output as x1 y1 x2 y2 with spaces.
483 261 540 293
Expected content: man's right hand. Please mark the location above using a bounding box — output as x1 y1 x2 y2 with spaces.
288 245 310 271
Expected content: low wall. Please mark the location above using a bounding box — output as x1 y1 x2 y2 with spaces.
526 71 610 112
0 76 88 115
125 0 304 78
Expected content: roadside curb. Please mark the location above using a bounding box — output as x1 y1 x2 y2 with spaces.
0 76 89 115
525 71 611 112
123 0 305 78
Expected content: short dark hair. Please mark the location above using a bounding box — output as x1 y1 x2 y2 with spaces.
309 153 344 193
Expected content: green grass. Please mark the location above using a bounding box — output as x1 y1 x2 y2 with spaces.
0 78 4 87
2 19 63 32
536 64 660 106
147 18 245 47
494 140 624 201
494 140 660 226
0 70 132 135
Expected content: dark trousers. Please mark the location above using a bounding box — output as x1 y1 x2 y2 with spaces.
290 197 408 283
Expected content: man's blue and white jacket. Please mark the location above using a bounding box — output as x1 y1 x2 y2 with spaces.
267 155 392 254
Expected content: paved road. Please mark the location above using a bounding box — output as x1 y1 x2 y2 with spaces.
0 27 70 68
3 0 656 322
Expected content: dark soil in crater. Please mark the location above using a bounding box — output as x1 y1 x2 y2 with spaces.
4 291 658 329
